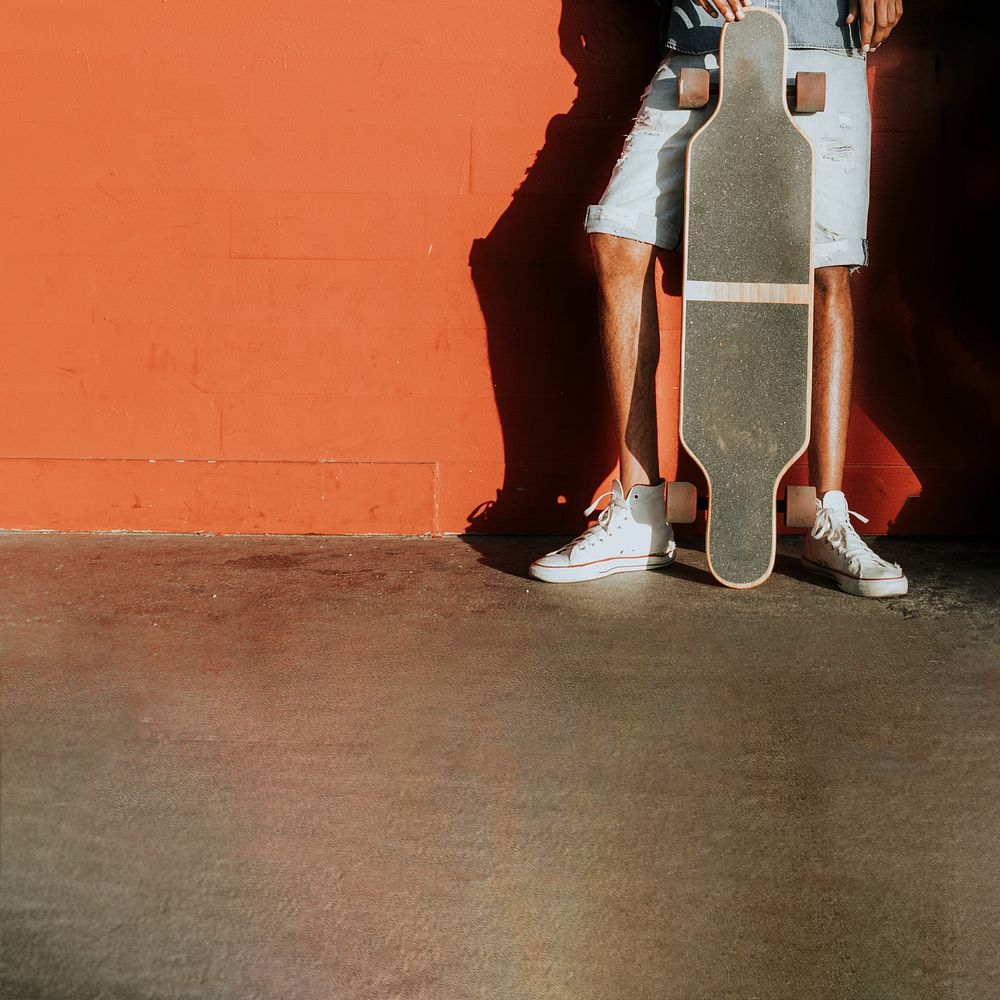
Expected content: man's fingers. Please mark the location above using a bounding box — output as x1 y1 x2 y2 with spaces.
697 1 753 23
715 1 748 22
859 0 876 51
871 0 892 48
869 0 904 50
870 0 886 47
886 0 904 43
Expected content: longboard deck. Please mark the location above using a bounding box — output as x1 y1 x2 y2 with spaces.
680 8 815 589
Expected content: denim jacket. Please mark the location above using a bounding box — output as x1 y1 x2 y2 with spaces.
661 1 864 57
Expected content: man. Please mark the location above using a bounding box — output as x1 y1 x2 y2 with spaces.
530 0 908 598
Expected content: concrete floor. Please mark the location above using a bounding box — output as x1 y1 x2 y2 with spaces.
1 531 997 1000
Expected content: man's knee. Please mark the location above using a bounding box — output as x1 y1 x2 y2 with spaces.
589 232 655 283
814 265 850 296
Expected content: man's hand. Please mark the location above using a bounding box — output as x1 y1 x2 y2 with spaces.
848 1 904 53
695 0 753 23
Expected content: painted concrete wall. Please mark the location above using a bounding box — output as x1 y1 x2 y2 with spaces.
1 1 994 535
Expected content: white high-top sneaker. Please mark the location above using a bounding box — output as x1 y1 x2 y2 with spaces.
529 479 676 583
802 490 908 598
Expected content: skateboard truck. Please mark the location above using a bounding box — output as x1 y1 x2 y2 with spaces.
666 483 818 530
678 68 827 114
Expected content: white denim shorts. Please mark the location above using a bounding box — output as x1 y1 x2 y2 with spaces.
585 48 871 269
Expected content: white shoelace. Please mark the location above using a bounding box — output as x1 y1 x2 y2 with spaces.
557 490 629 554
811 504 896 574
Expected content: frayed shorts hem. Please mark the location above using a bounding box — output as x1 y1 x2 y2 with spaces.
584 211 869 271
815 237 869 271
584 205 679 251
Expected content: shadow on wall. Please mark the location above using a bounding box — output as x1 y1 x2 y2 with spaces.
466 0 661 536
466 0 999 541
852 5 1000 532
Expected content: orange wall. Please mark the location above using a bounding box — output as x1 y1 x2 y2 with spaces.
1 1 994 536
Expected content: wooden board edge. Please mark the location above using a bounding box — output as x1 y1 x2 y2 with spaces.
678 7 817 590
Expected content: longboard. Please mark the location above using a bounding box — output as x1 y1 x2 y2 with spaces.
677 8 817 589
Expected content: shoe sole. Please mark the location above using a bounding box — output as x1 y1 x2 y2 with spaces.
530 547 676 584
802 556 908 598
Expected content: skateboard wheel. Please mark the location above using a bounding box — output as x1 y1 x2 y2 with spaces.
794 72 826 114
666 481 698 524
785 485 818 529
678 68 710 110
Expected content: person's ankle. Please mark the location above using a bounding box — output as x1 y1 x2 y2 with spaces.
619 467 662 491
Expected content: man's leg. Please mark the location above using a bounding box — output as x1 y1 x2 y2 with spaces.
590 232 660 490
809 265 854 491
804 264 907 596
528 232 674 582
529 46 695 583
